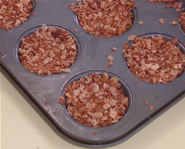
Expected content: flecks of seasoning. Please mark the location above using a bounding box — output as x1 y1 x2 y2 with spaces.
53 111 57 115
150 105 155 111
111 47 117 52
92 131 96 135
60 96 65 104
138 21 144 24
159 18 165 24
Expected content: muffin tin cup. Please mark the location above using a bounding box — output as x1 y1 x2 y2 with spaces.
1 0 185 148
14 24 81 76
0 0 36 31
57 70 133 146
73 7 138 37
123 32 185 84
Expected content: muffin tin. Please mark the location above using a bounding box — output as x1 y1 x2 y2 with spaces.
0 0 185 148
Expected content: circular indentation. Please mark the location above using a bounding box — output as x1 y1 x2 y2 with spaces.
70 0 137 37
15 24 80 76
60 70 131 128
123 33 185 84
0 0 35 30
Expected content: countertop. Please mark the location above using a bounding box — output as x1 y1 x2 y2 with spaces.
1 73 185 149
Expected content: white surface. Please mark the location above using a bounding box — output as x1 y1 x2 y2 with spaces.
1 73 185 149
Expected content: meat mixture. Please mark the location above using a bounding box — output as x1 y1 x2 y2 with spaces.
69 0 136 37
61 73 129 127
123 36 185 84
0 0 33 30
179 12 185 32
19 24 78 75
